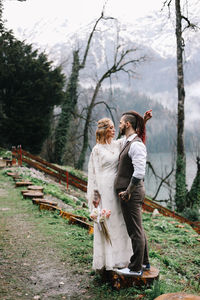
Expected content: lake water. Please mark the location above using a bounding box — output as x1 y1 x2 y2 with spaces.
145 152 197 205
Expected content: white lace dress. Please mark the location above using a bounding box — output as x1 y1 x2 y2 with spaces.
87 139 132 270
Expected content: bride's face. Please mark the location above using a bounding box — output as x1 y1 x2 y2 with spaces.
106 121 115 141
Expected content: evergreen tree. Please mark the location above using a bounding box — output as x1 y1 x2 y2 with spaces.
0 29 65 153
186 157 200 208
54 50 79 164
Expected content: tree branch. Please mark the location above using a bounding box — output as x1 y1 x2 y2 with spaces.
93 101 116 123
152 167 174 200
80 8 116 69
181 15 199 32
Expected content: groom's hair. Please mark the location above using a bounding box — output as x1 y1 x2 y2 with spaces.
122 110 146 143
122 114 137 130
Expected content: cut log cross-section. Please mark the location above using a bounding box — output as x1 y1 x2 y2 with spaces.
23 191 44 199
101 266 159 290
28 185 44 192
154 293 200 300
16 181 33 187
32 198 58 207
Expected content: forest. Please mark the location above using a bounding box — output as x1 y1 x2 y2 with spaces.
0 1 200 219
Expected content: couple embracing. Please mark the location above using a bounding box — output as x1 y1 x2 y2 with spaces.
87 109 152 276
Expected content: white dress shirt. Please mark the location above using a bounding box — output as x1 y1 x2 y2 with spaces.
123 133 147 180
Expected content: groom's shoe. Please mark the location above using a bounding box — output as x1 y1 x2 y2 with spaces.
115 267 143 277
115 267 130 275
142 263 150 271
129 269 143 277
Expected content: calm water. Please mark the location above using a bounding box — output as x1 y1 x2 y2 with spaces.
145 152 197 204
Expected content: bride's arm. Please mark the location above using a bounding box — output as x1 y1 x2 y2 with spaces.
115 137 126 151
87 146 101 212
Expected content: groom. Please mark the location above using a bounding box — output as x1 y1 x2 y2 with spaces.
114 110 151 276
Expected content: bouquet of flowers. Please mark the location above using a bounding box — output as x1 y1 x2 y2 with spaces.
90 207 112 245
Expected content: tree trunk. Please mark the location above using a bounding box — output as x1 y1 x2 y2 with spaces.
186 156 200 208
54 50 80 164
175 0 187 211
75 82 101 170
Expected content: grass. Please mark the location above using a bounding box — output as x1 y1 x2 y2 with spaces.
0 168 200 299
2 166 90 219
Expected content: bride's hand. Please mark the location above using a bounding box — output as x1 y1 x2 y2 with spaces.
93 190 101 207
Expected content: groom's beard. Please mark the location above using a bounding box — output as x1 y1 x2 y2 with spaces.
120 125 126 136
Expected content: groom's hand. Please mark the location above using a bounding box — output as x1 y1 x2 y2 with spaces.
118 190 130 202
143 109 152 124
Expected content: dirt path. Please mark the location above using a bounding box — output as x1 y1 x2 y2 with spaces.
0 176 92 300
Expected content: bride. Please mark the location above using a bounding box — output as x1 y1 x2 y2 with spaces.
87 111 151 271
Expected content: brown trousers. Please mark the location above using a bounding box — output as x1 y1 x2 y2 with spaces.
118 181 149 271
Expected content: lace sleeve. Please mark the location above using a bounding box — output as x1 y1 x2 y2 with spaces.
86 146 100 213
115 137 125 151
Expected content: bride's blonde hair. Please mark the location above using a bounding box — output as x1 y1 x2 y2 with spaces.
96 118 113 144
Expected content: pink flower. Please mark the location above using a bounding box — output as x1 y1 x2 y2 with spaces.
101 209 107 216
106 210 111 218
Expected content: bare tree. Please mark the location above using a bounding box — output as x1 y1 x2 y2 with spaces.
54 10 115 164
76 45 146 169
163 0 198 211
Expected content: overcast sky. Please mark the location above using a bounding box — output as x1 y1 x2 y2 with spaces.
4 0 164 34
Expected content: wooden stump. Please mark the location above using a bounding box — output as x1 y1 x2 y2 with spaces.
32 198 58 206
101 266 159 290
60 211 87 222
23 191 44 199
5 159 12 167
28 185 44 192
21 190 29 195
6 172 21 180
39 203 61 212
16 181 33 187
154 293 200 300
7 172 18 177
68 216 94 234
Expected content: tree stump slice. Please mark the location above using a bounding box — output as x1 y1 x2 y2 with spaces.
21 190 29 195
101 266 159 290
154 293 200 300
32 198 58 206
7 172 18 177
60 211 87 222
28 185 44 192
5 159 12 167
39 203 61 212
6 172 22 180
23 191 44 199
16 181 33 187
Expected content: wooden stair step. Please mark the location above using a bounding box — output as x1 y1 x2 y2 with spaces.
7 172 18 177
60 211 87 222
28 185 44 192
16 181 33 187
102 266 159 290
154 293 200 300
32 198 58 206
23 191 44 199
7 173 22 180
21 190 29 195
38 203 61 212
5 159 12 167
68 216 93 234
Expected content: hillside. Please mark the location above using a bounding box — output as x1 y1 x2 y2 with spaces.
0 164 199 299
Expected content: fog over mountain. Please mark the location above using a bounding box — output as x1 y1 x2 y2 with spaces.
5 0 200 131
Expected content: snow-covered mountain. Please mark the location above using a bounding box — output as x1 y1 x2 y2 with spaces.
4 0 200 129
